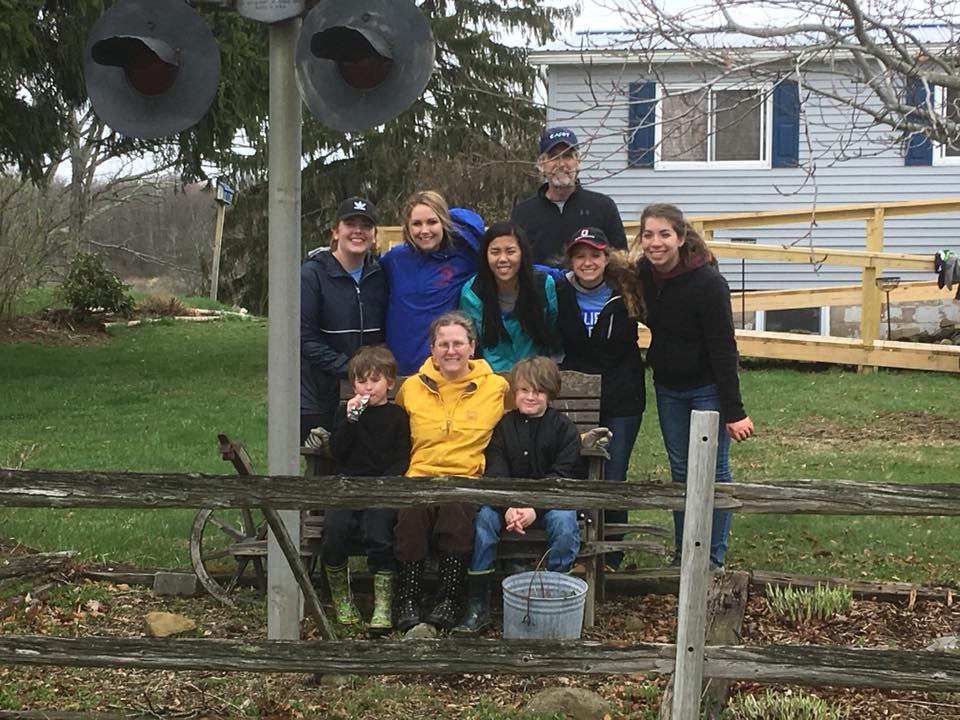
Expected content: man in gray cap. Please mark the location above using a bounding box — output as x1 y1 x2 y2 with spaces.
511 127 628 265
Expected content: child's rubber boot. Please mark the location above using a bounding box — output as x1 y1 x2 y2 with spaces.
368 571 395 636
325 564 361 625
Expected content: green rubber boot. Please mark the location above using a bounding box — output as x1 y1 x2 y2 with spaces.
368 571 395 635
325 564 361 625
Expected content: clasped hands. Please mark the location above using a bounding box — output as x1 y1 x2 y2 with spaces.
503 507 537 535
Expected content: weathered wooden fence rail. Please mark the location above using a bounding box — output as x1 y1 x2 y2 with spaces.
3 410 960 718
3 468 960 515
0 636 957 692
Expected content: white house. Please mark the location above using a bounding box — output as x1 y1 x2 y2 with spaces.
529 30 960 335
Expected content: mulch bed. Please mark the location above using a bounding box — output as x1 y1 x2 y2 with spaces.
1 558 959 718
0 311 109 346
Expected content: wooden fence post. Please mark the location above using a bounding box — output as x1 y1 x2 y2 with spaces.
671 410 720 720
860 207 885 373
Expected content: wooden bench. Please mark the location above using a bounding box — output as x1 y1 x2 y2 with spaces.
300 370 666 627
192 372 666 624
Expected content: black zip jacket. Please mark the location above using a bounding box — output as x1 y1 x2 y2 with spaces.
300 249 387 418
329 402 411 477
510 182 627 265
556 275 646 418
639 260 746 422
483 407 583 517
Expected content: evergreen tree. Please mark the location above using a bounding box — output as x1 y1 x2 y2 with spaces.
223 0 574 312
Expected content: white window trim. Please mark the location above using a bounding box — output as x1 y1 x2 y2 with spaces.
755 306 830 336
654 83 773 171
932 85 960 165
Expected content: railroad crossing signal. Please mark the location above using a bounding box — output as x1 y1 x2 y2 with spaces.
84 0 220 139
84 0 435 138
296 0 435 131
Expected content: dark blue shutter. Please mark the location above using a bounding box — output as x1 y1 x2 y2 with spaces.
905 77 933 166
771 80 800 167
628 81 656 168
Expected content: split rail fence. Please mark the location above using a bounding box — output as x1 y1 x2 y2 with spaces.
2 413 960 717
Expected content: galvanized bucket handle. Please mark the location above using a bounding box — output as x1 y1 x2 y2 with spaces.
522 548 554 627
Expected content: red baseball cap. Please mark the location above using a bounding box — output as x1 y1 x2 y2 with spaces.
565 227 609 254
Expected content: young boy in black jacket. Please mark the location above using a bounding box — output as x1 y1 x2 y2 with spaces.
324 345 410 634
453 356 582 635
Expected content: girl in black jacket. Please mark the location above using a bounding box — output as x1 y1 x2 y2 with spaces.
637 203 754 570
556 226 646 569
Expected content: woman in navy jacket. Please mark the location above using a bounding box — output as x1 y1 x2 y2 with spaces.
556 226 646 569
300 197 388 441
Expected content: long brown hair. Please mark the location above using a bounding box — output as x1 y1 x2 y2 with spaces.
401 190 454 252
637 203 712 266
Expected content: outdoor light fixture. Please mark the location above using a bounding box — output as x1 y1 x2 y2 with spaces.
876 276 901 340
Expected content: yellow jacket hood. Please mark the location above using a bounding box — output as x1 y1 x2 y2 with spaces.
397 357 508 478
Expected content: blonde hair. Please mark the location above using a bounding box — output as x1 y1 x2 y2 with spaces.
509 356 561 401
401 190 454 252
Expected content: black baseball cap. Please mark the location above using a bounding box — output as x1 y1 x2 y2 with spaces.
565 227 609 254
336 196 378 224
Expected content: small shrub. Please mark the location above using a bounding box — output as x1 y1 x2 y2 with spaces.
136 294 188 318
766 583 853 624
58 252 133 321
724 689 848 719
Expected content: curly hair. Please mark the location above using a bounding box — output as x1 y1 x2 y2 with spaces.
565 244 646 321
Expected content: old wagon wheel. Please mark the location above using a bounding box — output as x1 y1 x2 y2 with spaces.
190 507 267 605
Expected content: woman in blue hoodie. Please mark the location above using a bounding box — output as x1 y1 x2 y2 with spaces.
381 191 484 376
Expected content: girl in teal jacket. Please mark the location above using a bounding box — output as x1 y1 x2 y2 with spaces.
459 221 559 372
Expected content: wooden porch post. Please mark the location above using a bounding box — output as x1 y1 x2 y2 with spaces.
859 207 885 373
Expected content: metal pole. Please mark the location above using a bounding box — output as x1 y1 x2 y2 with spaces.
266 17 303 641
885 290 893 340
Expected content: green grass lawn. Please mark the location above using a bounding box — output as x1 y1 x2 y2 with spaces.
1 318 957 584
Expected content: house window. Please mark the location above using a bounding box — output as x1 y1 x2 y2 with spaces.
934 85 960 163
656 86 770 169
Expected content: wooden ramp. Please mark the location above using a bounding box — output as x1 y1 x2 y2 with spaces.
637 326 960 373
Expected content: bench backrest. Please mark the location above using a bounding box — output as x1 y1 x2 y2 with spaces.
335 370 601 433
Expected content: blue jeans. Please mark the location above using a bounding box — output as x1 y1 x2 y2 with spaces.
599 414 642 568
655 383 732 567
469 506 580 573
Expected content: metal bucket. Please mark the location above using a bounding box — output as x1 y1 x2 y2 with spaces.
501 571 587 640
